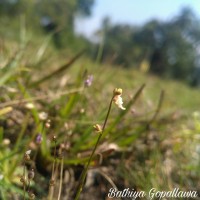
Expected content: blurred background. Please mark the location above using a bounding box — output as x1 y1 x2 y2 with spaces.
1 0 200 85
1 0 200 199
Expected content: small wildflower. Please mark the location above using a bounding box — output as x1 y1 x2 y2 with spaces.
93 124 102 132
113 88 126 110
36 134 43 145
3 138 10 145
52 135 57 142
24 150 31 161
80 108 85 114
84 75 93 87
38 112 48 120
25 103 35 109
45 119 51 128
25 150 32 155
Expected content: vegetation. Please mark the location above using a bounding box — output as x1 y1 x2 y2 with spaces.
0 1 200 200
96 8 200 85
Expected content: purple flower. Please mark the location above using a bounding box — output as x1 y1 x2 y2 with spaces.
36 134 43 144
84 75 93 87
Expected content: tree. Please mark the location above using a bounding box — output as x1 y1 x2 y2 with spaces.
132 9 199 81
96 7 200 84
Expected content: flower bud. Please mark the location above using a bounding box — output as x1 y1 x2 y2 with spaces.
113 88 122 96
35 134 43 145
38 112 48 121
45 119 51 128
52 135 57 142
24 150 31 161
93 124 102 132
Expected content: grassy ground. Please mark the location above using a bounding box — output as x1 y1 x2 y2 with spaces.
0 36 200 199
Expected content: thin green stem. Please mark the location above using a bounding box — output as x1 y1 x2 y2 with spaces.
51 140 57 179
23 162 26 200
27 180 30 194
74 96 114 200
57 156 64 200
48 140 57 200
57 138 67 200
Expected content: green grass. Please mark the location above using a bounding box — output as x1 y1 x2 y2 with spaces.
0 35 200 199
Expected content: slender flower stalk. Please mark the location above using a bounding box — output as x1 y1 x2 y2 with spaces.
22 162 26 200
51 137 57 179
48 136 57 200
27 168 34 195
74 88 125 200
57 150 64 200
21 150 31 200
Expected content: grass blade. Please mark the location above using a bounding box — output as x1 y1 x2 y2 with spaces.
29 49 86 87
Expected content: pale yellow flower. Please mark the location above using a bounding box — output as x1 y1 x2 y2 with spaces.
93 124 102 132
113 88 126 110
25 103 35 109
25 150 31 155
38 112 48 120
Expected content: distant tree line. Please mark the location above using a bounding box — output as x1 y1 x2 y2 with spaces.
93 8 200 85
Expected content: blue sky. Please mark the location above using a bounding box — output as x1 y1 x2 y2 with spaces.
75 0 200 37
